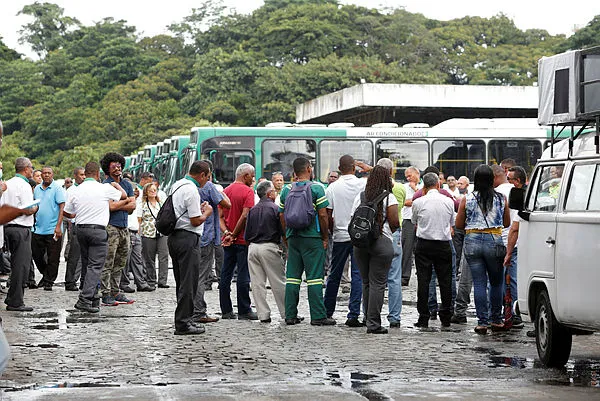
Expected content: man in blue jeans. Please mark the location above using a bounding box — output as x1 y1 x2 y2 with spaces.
324 155 366 326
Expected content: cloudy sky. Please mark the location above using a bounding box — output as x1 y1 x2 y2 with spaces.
1 0 596 57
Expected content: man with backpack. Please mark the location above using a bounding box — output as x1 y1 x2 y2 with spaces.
167 161 213 335
279 157 333 326
324 155 366 327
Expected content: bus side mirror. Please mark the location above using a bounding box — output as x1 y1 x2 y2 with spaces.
509 187 525 211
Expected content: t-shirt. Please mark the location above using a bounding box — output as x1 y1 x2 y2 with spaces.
0 174 35 227
401 181 422 220
64 179 122 226
279 181 329 239
325 174 366 242
199 181 224 247
33 181 67 235
171 178 203 236
351 191 398 241
391 182 406 226
495 182 517 246
103 177 134 228
222 181 255 245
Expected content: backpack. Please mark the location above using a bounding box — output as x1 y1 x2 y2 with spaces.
155 184 187 236
283 182 316 231
348 190 390 248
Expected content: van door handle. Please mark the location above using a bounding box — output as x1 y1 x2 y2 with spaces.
546 237 556 245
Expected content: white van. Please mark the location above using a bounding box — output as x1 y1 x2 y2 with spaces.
510 128 600 368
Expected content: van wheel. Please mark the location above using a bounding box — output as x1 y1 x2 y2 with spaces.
535 290 572 368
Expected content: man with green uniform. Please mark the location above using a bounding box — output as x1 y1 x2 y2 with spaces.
279 157 335 326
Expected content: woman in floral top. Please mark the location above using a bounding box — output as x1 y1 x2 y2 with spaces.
138 183 170 289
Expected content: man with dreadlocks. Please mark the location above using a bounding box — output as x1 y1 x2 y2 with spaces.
99 152 137 306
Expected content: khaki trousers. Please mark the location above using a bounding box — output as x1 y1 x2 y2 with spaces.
247 242 286 320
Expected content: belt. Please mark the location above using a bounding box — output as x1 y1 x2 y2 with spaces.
77 224 106 230
4 224 31 229
466 227 502 235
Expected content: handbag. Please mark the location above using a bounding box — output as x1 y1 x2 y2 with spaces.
476 198 507 258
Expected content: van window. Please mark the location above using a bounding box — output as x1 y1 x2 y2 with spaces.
565 164 596 211
588 166 600 210
530 164 565 212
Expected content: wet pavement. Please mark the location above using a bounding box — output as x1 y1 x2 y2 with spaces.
1 261 599 400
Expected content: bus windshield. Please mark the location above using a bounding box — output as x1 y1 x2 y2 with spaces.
262 139 316 182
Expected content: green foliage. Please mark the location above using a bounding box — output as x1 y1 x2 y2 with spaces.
560 15 600 51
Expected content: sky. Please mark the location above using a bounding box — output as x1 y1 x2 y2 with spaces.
0 0 597 58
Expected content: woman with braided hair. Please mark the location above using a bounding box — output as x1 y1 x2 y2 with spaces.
351 165 400 334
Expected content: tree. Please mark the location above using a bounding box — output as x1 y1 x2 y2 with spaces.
0 38 20 61
560 15 600 51
18 2 80 57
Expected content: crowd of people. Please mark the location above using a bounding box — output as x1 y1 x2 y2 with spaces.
0 151 529 336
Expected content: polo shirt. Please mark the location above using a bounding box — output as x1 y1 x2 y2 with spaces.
0 174 35 227
103 177 134 228
33 181 67 235
222 181 255 245
325 174 366 242
171 178 203 236
199 181 224 247
411 189 455 241
279 181 329 239
64 179 123 226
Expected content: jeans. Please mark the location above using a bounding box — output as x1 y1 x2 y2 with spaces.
464 233 504 326
428 240 457 313
219 244 252 315
324 242 361 319
454 253 472 318
387 230 402 323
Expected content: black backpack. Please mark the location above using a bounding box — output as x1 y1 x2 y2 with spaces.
155 184 187 236
283 182 316 231
348 190 390 248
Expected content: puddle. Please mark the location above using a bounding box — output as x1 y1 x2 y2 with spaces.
325 370 391 400
23 312 58 319
32 325 59 330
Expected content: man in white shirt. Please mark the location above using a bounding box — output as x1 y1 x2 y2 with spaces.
64 167 85 291
324 155 366 327
63 162 127 313
168 161 213 335
401 166 422 286
412 172 455 329
1 157 38 311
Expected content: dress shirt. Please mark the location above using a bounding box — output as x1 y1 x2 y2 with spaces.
412 187 460 211
411 189 455 241
171 178 203 236
64 179 123 226
244 198 282 244
1 174 35 227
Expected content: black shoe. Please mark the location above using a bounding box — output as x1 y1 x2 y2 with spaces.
526 329 536 338
429 312 438 321
345 318 366 327
174 324 205 335
43 284 53 291
28 282 38 289
74 300 100 313
260 318 272 323
367 327 388 334
285 316 305 325
311 317 336 326
389 321 401 328
441 320 451 328
221 312 237 319
450 315 467 324
401 279 409 286
121 287 135 293
238 311 258 320
158 284 170 289
512 317 525 329
6 304 33 312
137 286 155 292
414 320 429 328
65 284 79 292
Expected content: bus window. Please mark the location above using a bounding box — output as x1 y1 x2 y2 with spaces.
433 139 484 181
319 140 373 182
205 149 255 185
488 140 542 176
376 140 429 183
262 139 316 182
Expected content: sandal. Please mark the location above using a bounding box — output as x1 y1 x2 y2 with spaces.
474 326 488 335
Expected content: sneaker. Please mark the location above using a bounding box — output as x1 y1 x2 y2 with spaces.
345 318 366 327
174 324 205 335
311 317 336 326
101 295 119 306
285 316 304 325
74 299 100 313
450 315 467 324
221 312 237 319
114 293 135 304
238 311 258 320
512 317 525 329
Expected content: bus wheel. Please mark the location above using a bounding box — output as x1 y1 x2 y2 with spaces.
535 290 572 368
